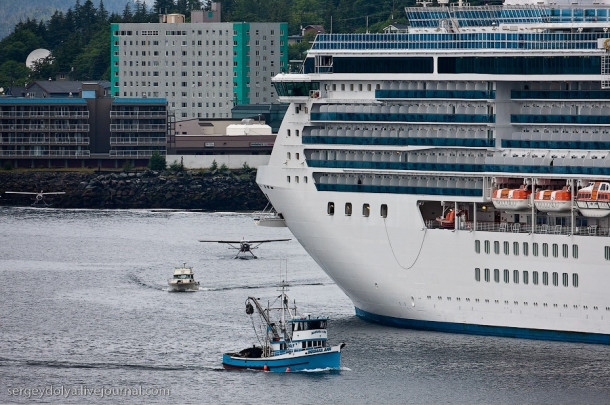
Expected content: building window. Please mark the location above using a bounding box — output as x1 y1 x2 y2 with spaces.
362 203 370 217
345 202 352 216
532 271 539 285
475 268 480 282
523 270 529 285
380 204 388 218
327 202 335 215
513 269 519 284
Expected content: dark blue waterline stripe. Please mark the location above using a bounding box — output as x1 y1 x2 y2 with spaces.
355 307 610 345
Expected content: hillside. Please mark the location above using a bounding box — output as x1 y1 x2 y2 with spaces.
0 0 136 40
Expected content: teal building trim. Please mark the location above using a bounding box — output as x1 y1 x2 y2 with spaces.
280 22 289 73
110 23 120 97
233 23 251 105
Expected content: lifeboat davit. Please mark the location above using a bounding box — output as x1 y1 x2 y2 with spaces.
491 186 532 211
435 209 468 229
533 186 572 212
575 181 610 218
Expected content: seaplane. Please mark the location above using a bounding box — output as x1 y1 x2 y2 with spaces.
4 190 66 206
198 237 291 259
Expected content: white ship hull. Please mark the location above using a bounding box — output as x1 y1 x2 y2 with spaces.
258 169 610 343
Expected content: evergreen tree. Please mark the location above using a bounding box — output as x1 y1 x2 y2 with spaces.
96 0 109 25
154 0 175 15
122 3 133 22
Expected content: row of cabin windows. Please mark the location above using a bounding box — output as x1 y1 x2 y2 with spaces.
475 240 578 259
302 340 326 349
327 202 388 218
427 294 605 310
286 176 308 183
475 268 579 287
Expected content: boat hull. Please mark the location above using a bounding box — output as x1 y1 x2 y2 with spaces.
222 346 342 372
576 201 610 218
168 282 199 292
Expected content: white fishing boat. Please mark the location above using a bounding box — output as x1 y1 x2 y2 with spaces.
168 263 200 292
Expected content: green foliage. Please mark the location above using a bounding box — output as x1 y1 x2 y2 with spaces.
3 161 13 170
169 159 184 171
122 160 134 171
0 60 31 88
219 163 228 172
210 160 218 171
242 161 251 171
148 151 166 171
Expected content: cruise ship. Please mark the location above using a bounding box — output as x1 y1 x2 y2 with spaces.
256 0 610 344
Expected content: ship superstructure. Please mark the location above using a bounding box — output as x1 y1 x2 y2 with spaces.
257 0 610 344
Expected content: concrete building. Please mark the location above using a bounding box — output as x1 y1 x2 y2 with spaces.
0 82 168 169
111 12 288 120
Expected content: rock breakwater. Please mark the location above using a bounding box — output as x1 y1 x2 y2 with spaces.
0 169 267 210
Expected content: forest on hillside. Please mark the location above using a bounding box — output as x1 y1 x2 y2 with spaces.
0 0 494 91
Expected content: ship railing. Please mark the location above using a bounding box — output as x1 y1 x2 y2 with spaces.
425 219 610 236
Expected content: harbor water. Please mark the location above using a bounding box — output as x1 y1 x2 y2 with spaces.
0 207 608 404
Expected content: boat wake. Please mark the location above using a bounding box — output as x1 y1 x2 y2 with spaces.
127 273 166 291
0 357 217 372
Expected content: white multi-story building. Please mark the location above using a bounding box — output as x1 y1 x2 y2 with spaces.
111 16 288 119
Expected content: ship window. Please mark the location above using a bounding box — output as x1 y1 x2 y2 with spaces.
304 176 308 183
295 176 300 183
485 240 490 254
341 84 345 91
475 240 480 253
513 270 519 284
345 202 352 216
562 244 568 258
287 176 291 183
533 243 539 257
543 271 549 286
484 268 490 282
605 246 610 260
327 202 335 215
552 244 559 258
380 204 388 218
503 241 509 255
542 243 548 257
287 152 291 159
287 129 291 137
562 273 569 287
523 242 528 256
523 270 529 285
494 268 499 283
494 241 499 254
296 129 300 137
572 273 579 287
503 269 509 283
513 242 519 256
532 271 539 285
572 244 578 259
552 272 559 286
362 203 370 217
475 267 480 282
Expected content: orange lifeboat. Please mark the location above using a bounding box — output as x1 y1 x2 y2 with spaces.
435 209 468 229
575 181 610 218
491 185 532 211
533 186 572 212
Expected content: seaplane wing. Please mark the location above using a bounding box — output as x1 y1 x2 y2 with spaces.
5 191 39 195
5 191 66 195
198 239 291 244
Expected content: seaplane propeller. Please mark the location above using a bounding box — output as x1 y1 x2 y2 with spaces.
5 190 66 206
198 237 291 259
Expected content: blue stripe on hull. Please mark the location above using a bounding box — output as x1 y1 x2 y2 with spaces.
222 351 341 372
355 307 610 345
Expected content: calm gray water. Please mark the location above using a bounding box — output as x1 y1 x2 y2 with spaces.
0 207 609 404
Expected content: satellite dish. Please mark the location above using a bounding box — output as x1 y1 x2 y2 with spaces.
26 49 52 69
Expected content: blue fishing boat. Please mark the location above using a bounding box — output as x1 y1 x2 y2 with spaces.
222 281 345 372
